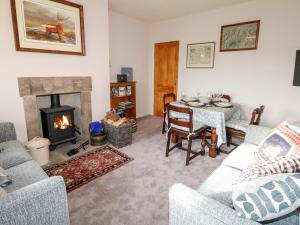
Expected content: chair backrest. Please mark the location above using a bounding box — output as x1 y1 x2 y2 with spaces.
221 94 231 102
163 93 176 112
167 104 193 133
250 105 265 125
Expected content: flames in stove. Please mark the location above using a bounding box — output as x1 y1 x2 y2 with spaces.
53 114 72 130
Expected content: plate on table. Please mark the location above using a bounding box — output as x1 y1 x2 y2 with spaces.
188 102 206 108
182 97 198 103
214 102 233 108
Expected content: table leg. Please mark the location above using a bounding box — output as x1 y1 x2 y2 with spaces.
209 128 218 158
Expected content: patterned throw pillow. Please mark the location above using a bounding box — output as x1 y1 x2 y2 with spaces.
255 123 300 162
232 173 300 221
238 156 300 182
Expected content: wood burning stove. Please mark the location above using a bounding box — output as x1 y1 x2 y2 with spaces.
40 94 76 150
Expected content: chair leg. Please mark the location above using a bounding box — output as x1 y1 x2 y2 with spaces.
227 135 232 147
166 131 171 157
200 132 206 156
186 138 193 166
162 115 166 134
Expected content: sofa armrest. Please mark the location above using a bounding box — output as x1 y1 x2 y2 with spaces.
244 125 271 146
0 122 17 143
0 176 70 225
169 183 259 225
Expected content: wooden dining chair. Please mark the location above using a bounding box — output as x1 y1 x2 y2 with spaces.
162 93 176 134
226 105 265 147
211 94 231 102
165 104 207 166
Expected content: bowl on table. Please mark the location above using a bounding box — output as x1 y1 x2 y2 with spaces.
198 96 212 104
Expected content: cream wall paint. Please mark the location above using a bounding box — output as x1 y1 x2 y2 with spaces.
148 0 300 127
109 11 150 117
0 0 110 142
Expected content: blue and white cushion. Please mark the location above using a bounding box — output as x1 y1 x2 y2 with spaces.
232 173 300 222
226 119 249 132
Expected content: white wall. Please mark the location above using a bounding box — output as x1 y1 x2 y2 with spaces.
109 11 150 117
0 0 110 142
148 0 300 127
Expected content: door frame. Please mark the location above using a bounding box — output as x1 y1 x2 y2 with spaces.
153 41 179 117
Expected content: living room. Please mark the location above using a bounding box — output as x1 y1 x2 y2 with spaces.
0 0 300 225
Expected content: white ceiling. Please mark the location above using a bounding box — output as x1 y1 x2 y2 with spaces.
108 0 255 23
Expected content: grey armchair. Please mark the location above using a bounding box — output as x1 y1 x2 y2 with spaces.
0 122 70 225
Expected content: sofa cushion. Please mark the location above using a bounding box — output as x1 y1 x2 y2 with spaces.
198 165 241 207
245 126 272 146
238 156 300 183
222 143 258 171
256 123 300 162
232 173 300 222
4 160 48 193
0 140 32 169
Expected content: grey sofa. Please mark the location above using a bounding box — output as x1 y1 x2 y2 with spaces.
0 122 70 225
169 125 299 225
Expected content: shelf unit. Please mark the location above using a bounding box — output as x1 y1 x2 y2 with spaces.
110 81 136 119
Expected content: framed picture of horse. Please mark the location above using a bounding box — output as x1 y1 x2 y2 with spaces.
11 0 85 55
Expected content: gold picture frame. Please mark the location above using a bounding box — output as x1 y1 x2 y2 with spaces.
11 0 86 55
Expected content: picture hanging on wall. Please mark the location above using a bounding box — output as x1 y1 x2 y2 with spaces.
220 20 260 52
11 0 86 55
186 42 215 68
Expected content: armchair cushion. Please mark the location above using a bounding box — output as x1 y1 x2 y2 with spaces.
0 140 32 169
4 160 48 193
0 123 16 143
226 119 249 132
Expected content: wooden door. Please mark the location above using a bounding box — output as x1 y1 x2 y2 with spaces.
154 41 179 117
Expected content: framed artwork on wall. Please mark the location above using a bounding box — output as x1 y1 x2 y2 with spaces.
220 20 260 52
10 0 86 55
186 42 215 68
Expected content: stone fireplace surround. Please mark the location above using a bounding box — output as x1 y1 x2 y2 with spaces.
18 76 92 141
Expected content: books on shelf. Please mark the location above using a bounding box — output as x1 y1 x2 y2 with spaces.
118 101 134 110
111 85 133 97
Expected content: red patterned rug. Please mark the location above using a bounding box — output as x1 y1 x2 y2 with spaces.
44 146 133 192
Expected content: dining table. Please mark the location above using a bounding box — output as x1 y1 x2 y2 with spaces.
169 100 241 158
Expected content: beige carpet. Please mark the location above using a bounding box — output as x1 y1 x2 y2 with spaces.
68 116 226 225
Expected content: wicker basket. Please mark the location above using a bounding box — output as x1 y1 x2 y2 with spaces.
103 121 132 148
